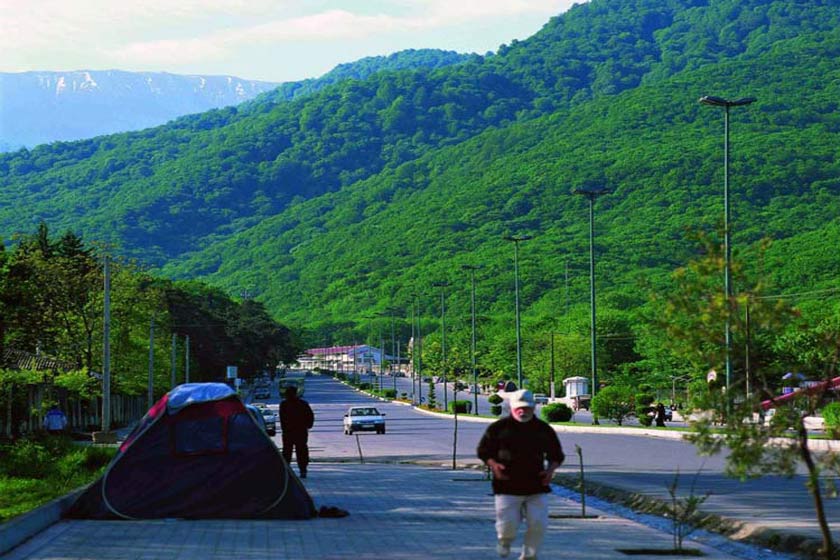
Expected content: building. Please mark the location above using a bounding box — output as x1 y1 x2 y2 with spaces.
297 345 388 373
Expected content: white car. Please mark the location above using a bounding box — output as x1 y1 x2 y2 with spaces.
343 406 386 435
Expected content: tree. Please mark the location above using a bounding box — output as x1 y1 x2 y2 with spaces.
655 233 838 559
590 385 635 426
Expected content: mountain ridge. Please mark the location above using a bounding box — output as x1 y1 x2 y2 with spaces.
1 0 839 342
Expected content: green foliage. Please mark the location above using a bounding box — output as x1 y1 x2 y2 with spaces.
488 393 503 405
666 471 709 551
591 385 636 426
448 400 472 414
0 223 299 430
490 405 503 416
382 388 397 399
426 379 437 409
541 402 573 423
823 402 840 439
3 2 840 443
636 393 655 427
0 435 116 522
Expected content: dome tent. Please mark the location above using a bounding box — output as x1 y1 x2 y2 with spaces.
66 383 316 520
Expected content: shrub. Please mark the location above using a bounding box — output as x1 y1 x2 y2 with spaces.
382 389 396 399
541 403 573 422
822 402 840 438
635 393 655 427
358 382 371 390
488 393 503 405
591 385 636 425
490 404 503 416
448 400 472 414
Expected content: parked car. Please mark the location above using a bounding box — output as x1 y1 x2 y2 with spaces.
343 406 386 435
245 404 268 434
533 393 549 405
254 387 271 400
259 407 278 435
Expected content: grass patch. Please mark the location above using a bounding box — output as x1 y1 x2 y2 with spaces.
0 435 115 523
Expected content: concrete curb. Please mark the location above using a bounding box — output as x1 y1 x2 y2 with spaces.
0 488 84 556
551 473 827 560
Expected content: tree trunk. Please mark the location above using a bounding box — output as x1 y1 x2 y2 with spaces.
797 418 836 559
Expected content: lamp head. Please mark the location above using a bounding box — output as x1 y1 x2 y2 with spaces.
503 234 533 242
699 95 757 107
572 187 610 198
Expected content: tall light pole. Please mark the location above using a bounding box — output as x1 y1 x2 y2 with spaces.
432 281 450 411
504 234 532 388
699 95 756 400
102 254 111 434
461 264 480 415
573 187 609 403
414 293 423 406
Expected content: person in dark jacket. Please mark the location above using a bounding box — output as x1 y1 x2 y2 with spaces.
655 402 667 427
478 389 564 560
279 385 315 478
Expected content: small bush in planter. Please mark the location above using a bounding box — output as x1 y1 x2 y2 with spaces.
490 404 503 416
358 382 371 391
448 400 472 414
541 403 573 423
488 393 503 405
382 389 397 399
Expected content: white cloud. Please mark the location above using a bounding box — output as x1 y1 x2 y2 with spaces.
0 0 581 79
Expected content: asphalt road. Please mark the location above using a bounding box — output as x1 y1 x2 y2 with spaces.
269 373 838 545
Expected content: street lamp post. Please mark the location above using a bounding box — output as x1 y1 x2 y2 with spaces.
417 300 423 406
462 264 480 415
572 187 609 404
699 95 756 400
504 234 532 388
432 281 450 411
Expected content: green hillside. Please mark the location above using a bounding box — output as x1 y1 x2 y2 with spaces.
9 0 830 262
2 0 840 391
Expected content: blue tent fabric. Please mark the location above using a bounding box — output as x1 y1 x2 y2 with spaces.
66 383 316 520
166 382 236 412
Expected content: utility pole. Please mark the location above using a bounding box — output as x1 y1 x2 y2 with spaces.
550 332 556 400
102 254 111 433
148 317 155 409
185 335 190 383
170 334 177 388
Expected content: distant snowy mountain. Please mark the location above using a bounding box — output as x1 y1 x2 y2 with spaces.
0 70 279 150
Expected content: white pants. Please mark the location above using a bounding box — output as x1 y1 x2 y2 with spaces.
495 493 549 559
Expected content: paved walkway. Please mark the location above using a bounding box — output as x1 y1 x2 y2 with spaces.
6 463 769 560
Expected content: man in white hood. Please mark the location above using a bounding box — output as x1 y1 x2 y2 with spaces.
477 389 564 560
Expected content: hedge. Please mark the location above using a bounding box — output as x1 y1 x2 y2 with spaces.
448 400 472 414
541 403 573 423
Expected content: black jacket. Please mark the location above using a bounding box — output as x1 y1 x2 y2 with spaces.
279 397 314 434
477 416 564 495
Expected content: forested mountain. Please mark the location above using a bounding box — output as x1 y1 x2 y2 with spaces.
248 49 472 105
2 0 840 388
0 70 279 150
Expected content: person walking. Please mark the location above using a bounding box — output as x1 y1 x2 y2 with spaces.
478 389 564 560
279 385 314 478
43 405 68 435
655 402 667 427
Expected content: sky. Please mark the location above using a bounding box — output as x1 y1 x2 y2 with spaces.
0 0 581 84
